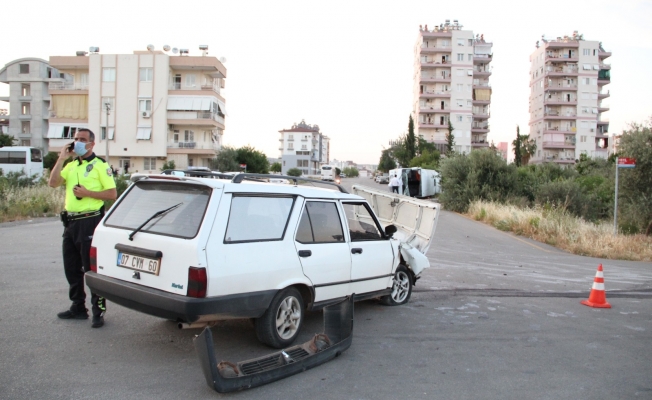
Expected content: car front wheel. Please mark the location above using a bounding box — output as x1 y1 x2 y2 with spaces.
255 287 304 348
380 265 412 306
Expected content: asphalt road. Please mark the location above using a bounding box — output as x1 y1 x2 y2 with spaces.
1 176 651 399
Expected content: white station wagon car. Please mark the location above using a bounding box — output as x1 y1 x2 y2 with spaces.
86 174 439 348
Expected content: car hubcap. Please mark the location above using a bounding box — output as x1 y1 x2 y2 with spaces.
275 296 301 339
391 271 410 302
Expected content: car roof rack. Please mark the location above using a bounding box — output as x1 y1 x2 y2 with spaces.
231 173 349 194
161 169 235 180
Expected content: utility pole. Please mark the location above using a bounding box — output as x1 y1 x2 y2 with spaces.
104 102 111 163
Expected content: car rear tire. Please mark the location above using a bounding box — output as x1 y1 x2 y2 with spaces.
380 265 412 306
255 287 304 348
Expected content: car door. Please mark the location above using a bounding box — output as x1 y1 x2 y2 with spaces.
294 200 351 303
341 202 394 295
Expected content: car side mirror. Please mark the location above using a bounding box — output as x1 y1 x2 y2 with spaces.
384 224 397 238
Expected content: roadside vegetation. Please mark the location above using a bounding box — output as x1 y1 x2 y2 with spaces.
377 117 651 260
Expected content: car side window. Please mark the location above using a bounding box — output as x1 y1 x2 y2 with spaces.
295 201 344 244
224 195 295 243
342 202 383 241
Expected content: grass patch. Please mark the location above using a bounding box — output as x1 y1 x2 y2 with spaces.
467 200 652 262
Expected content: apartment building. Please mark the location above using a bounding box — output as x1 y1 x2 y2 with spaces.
278 120 329 176
412 20 493 155
528 32 611 164
47 47 226 172
0 58 60 149
497 142 508 161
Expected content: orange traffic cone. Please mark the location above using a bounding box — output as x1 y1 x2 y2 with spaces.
581 264 611 308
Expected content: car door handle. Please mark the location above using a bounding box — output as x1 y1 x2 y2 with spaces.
351 248 363 254
298 250 312 257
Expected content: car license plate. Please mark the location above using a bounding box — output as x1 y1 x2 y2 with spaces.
117 252 161 275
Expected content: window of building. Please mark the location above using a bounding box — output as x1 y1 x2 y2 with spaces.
456 115 463 122
21 103 30 115
456 83 463 92
138 99 152 112
144 157 156 170
188 158 194 167
581 92 589 99
80 73 89 88
591 78 597 85
468 54 473 61
442 40 450 47
139 68 153 82
468 39 473 47
102 68 116 82
301 144 307 150
457 39 464 46
21 121 30 134
583 64 591 70
173 130 179 143
288 143 294 150
584 78 590 85
467 116 472 122
21 84 30 97
19 64 29 74
184 130 194 142
583 49 590 56
467 100 472 107
185 74 196 87
288 134 293 140
20 139 31 146
456 100 464 107
580 136 587 143
456 54 464 61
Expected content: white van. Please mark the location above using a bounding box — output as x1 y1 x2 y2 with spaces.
86 174 439 348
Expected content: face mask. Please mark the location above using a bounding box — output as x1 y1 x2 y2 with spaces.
73 141 88 157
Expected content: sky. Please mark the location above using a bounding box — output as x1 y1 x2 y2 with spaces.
1 0 651 164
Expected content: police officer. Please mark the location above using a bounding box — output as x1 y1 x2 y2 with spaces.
48 128 117 328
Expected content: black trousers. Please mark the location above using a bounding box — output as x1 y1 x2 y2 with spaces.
391 186 399 193
62 214 105 317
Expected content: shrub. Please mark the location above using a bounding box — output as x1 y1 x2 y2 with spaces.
286 168 302 177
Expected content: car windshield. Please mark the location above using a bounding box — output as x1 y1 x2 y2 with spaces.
105 181 212 239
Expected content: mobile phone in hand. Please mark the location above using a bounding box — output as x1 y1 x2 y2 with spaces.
68 142 75 152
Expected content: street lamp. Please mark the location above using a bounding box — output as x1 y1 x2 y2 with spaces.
104 102 111 163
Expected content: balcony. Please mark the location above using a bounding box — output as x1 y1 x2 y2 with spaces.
422 31 453 38
544 81 578 91
419 107 449 113
544 97 577 105
472 123 489 133
598 90 610 99
473 82 491 89
544 66 578 77
169 83 221 97
543 111 576 119
420 76 452 83
420 91 451 99
473 54 492 64
420 60 451 68
472 99 490 105
48 82 88 92
473 67 492 76
473 112 490 120
167 111 225 127
419 46 452 54
167 141 218 155
545 54 579 63
597 119 609 125
545 41 580 49
543 141 575 149
471 141 490 148
598 50 612 59
597 78 610 86
598 105 610 113
18 114 31 120
599 63 611 70
419 122 449 129
545 127 576 134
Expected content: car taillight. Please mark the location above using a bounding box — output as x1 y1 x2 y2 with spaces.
90 246 97 272
187 267 207 298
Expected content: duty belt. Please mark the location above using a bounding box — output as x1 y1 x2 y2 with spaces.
67 210 102 222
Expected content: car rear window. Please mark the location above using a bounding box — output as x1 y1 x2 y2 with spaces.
105 181 211 239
